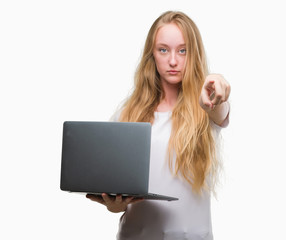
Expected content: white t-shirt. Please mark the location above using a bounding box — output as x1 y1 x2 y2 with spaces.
116 111 222 240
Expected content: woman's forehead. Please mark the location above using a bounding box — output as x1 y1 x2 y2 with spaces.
155 23 185 46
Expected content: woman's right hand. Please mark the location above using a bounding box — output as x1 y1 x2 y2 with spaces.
86 193 143 213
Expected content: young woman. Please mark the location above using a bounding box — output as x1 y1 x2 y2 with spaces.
87 11 230 240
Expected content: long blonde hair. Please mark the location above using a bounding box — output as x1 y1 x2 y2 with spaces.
120 11 219 193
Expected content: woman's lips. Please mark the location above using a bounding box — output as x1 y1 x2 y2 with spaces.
168 70 179 75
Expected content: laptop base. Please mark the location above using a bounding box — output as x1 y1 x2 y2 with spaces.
73 191 178 201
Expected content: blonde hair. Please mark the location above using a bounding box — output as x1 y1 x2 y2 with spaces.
120 11 219 194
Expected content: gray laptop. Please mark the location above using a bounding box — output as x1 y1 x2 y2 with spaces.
60 121 178 201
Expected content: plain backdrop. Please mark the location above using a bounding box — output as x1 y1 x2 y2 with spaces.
1 0 285 239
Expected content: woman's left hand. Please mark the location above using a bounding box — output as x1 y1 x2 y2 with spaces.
199 74 231 111
86 193 143 213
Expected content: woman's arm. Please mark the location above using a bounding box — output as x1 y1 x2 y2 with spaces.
199 74 231 126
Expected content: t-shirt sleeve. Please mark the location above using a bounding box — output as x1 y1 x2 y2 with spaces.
109 108 122 122
218 111 230 128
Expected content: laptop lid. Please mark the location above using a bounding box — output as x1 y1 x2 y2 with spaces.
61 121 151 194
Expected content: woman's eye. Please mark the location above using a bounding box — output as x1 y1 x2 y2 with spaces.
159 48 167 53
179 49 186 54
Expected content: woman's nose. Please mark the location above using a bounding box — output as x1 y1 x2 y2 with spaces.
169 52 178 67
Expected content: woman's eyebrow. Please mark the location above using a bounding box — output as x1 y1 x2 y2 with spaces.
156 43 186 47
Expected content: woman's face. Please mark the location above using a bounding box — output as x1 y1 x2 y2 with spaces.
153 23 186 86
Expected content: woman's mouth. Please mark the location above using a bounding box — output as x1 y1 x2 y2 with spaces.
168 70 179 75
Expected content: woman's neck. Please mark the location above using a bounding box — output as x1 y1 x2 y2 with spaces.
156 81 180 112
